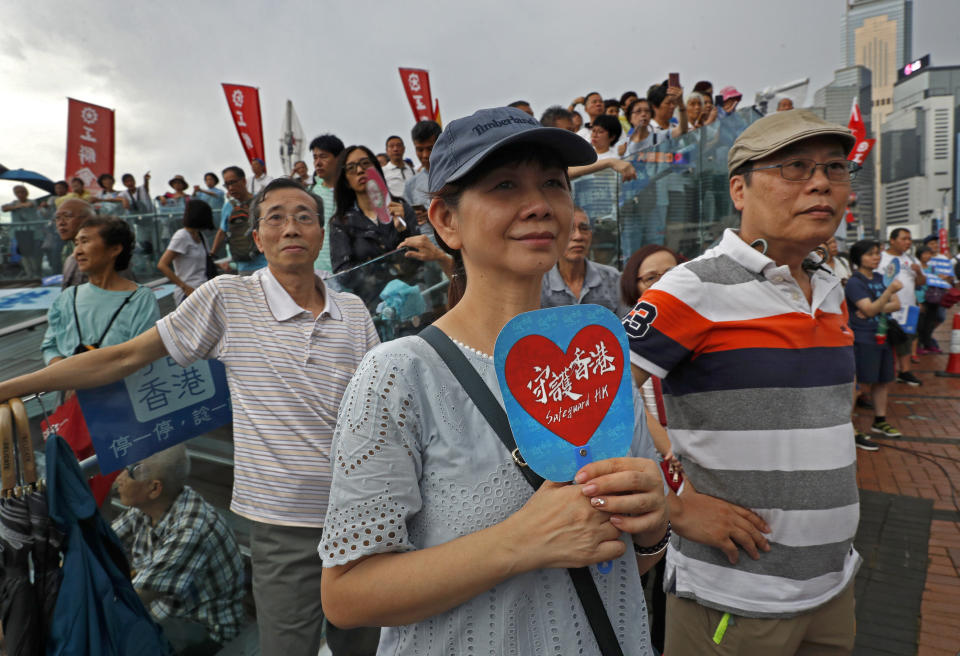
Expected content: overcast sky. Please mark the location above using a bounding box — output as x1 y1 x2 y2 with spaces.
2 0 959 204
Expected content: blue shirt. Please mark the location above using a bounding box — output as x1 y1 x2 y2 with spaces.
195 186 225 212
845 271 885 342
220 200 267 272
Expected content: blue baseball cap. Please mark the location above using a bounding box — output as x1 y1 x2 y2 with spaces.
428 107 597 193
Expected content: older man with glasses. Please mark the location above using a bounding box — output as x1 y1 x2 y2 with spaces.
112 444 244 655
540 206 627 316
210 165 266 274
0 177 383 656
624 110 862 655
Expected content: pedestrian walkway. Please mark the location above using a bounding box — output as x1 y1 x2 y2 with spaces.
852 310 960 656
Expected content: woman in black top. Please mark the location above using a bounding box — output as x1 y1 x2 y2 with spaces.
329 145 417 273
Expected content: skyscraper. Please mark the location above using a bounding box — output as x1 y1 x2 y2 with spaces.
842 0 913 123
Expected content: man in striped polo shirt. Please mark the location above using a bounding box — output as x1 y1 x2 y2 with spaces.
624 110 861 654
0 178 381 656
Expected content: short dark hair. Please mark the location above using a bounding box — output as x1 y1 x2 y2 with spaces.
508 100 530 108
916 246 933 260
71 177 84 185
54 180 68 188
693 80 713 95
604 98 620 111
591 114 622 143
121 173 134 183
849 239 881 268
648 83 668 109
620 91 638 107
204 171 220 185
411 120 442 144
78 216 135 270
309 134 345 157
889 227 911 241
97 173 114 186
539 105 575 127
182 199 215 230
222 165 246 180
584 91 601 103
385 135 403 147
250 177 324 227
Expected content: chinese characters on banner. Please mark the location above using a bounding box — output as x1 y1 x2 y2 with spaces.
77 358 231 474
847 100 875 166
65 98 115 192
495 306 634 482
398 68 440 124
221 83 265 169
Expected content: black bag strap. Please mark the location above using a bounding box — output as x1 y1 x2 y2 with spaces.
418 325 625 656
74 286 140 349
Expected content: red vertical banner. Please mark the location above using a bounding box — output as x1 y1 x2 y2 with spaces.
221 83 265 169
65 98 115 192
846 99 875 166
398 68 436 123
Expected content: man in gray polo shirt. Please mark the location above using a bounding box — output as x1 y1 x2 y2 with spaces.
625 110 861 654
541 206 626 316
0 178 381 656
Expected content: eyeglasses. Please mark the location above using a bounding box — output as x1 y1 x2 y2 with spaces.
223 178 244 188
740 158 859 183
125 463 143 480
638 267 674 286
259 212 320 228
344 158 374 174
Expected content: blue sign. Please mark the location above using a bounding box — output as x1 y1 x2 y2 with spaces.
494 305 634 483
0 285 178 312
77 357 231 473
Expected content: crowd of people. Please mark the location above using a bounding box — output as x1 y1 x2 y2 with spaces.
1 77 960 656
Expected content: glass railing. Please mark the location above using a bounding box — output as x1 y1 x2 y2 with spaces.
572 107 764 267
326 247 450 343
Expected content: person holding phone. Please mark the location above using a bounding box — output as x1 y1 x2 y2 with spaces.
328 145 418 274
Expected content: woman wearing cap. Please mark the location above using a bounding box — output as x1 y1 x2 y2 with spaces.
321 108 667 655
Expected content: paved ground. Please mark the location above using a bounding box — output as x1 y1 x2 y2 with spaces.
852 311 960 656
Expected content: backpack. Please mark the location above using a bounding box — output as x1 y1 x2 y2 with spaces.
225 199 257 262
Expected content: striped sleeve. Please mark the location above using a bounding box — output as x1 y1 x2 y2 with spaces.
156 278 227 366
624 269 708 378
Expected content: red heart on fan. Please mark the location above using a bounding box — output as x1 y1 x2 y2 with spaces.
503 325 622 447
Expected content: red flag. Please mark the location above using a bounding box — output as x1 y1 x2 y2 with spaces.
65 98 115 193
846 99 875 165
222 83 266 169
398 68 436 122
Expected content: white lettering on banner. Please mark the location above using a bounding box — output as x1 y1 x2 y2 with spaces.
80 126 97 144
234 110 247 127
526 340 615 417
78 145 97 165
413 95 427 111
123 357 216 423
192 406 212 426
80 107 99 125
232 89 244 108
154 419 174 441
407 73 421 92
242 133 254 150
110 435 132 458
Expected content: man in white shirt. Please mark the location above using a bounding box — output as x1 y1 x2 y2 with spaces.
248 158 274 196
878 227 925 386
570 91 605 141
382 135 416 198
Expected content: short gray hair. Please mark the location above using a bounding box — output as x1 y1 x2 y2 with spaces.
249 178 325 230
139 444 190 499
